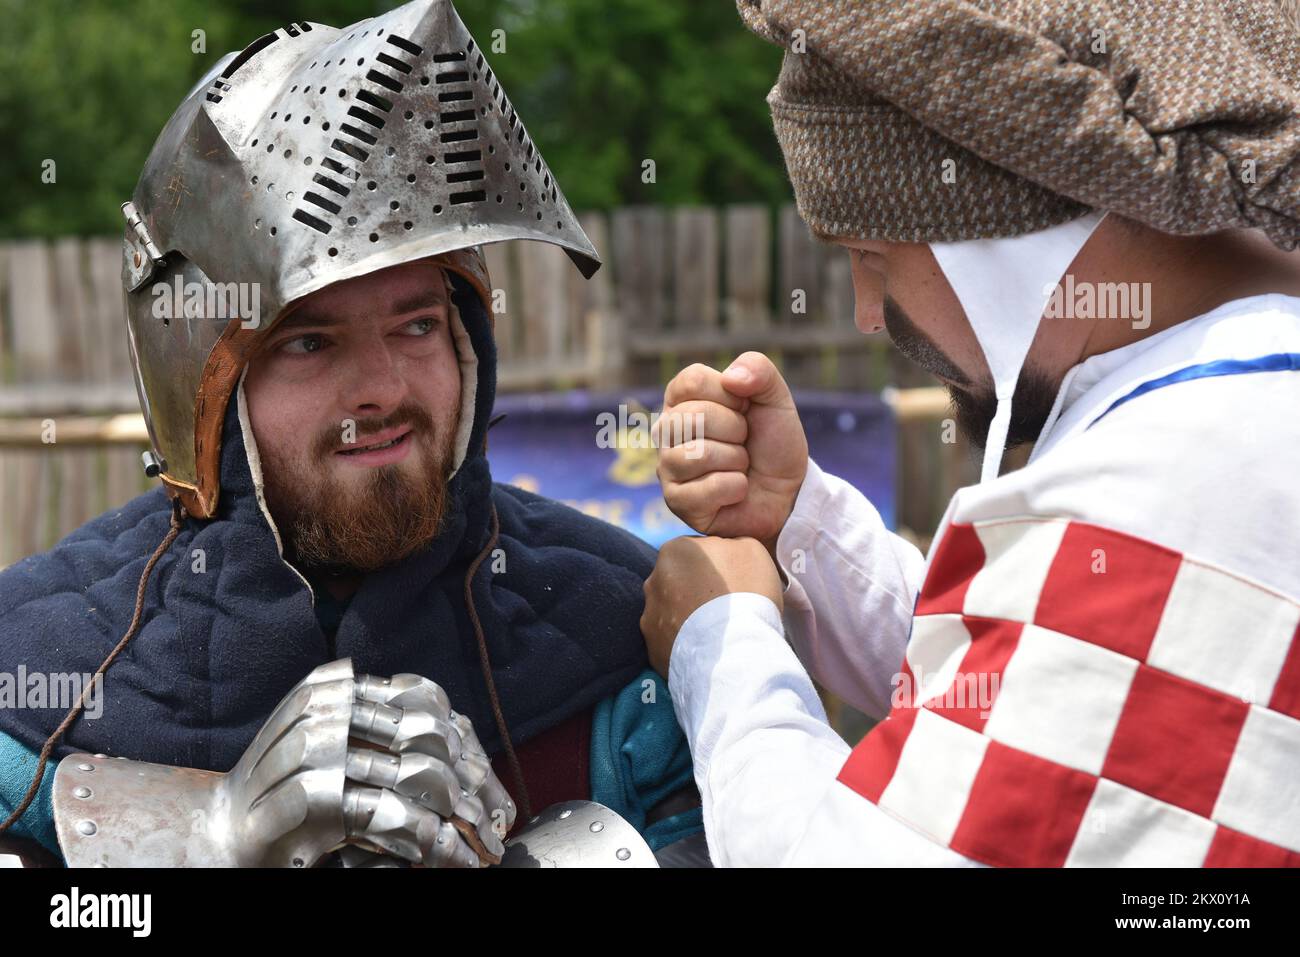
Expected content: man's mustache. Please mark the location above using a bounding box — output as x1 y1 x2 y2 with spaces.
312 403 437 459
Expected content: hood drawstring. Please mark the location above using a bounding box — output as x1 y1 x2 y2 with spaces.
462 502 531 823
0 499 186 837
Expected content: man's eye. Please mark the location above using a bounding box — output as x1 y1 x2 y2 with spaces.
402 317 438 336
281 333 325 355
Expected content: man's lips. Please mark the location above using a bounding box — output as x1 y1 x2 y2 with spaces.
334 427 414 465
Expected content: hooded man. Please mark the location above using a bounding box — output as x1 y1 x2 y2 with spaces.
640 0 1300 866
0 0 700 868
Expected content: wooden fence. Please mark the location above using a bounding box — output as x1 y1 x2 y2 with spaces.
0 204 977 566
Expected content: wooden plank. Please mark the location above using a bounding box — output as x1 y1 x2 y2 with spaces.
6 241 60 384
515 240 569 363
724 205 771 332
777 205 823 326
671 208 719 330
52 238 92 381
86 238 129 385
481 241 514 363
107 445 147 510
0 243 10 384
570 212 620 388
0 414 149 447
611 207 668 386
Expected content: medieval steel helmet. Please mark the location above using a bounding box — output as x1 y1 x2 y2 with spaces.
121 0 600 519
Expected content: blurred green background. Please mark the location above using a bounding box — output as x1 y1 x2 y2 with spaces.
0 0 788 238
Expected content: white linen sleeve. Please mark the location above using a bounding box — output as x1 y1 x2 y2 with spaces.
669 592 981 867
774 458 926 720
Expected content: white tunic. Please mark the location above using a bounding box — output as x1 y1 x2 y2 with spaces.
668 294 1300 867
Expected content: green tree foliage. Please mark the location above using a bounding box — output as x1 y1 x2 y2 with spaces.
0 0 787 238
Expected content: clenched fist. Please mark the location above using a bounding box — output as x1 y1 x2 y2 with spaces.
655 352 808 552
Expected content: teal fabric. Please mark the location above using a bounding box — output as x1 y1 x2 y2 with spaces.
0 729 59 858
589 670 703 851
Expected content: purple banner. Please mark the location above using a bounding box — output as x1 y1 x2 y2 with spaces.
486 389 896 548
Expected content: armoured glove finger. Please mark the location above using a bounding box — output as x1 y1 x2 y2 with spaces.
342 784 482 868
349 699 459 764
448 711 516 836
345 746 459 817
355 673 453 720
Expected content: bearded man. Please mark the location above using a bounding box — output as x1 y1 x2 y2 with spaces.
0 0 700 868
641 0 1300 866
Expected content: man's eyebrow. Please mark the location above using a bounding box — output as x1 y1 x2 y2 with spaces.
273 291 449 332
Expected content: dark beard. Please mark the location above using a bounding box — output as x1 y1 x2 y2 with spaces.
947 371 1060 452
883 295 1058 450
261 402 458 573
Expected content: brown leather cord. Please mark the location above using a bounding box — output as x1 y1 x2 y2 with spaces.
463 502 531 822
0 500 185 836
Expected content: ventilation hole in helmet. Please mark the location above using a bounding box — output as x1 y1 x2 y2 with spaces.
355 90 393 114
496 195 502 204
251 139 259 148
283 149 293 159
387 34 423 56
312 173 349 196
451 190 486 205
304 157 312 166
442 109 475 123
436 71 469 84
366 70 403 93
347 216 357 225
420 77 430 86
339 123 377 146
266 144 274 153
320 157 356 179
385 146 396 157
284 114 292 122
434 51 466 63
303 191 341 215
221 31 278 81
293 209 331 233
322 122 331 130
404 110 414 120
424 120 435 130
331 137 368 161
338 89 347 98
433 204 443 214
447 170 484 184
403 221 413 230
348 107 386 131
390 201 400 210
291 85 298 93
536 212 542 220
303 116 311 124
488 145 495 155
357 58 365 66
367 181 377 190
376 53 413 75
440 129 478 143
406 173 416 183
270 226 277 235
426 155 436 164
438 91 471 103
328 247 338 256
250 174 258 184
369 232 379 242
271 111 278 118
503 162 510 172
444 150 480 164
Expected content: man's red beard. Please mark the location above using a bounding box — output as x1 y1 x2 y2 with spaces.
260 402 461 573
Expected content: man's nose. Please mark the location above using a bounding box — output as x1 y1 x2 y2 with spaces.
850 250 887 334
342 333 407 417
